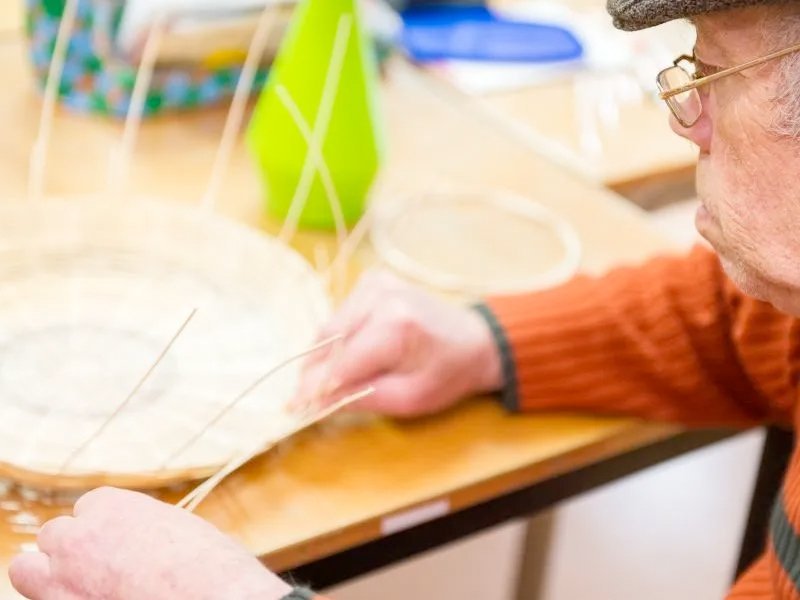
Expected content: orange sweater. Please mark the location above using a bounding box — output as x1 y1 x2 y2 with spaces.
485 246 800 598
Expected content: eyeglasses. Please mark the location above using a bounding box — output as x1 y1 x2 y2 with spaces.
656 42 800 128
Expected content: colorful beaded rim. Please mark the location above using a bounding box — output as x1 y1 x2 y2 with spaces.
25 0 270 117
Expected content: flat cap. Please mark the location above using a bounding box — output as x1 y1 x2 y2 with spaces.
607 0 792 30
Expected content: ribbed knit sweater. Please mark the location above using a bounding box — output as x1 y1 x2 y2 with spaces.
484 245 800 598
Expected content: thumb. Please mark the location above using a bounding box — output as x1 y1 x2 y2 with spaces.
9 552 52 599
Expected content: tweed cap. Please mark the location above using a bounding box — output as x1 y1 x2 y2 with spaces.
607 0 793 30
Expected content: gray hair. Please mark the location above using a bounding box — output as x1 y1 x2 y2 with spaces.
768 9 800 137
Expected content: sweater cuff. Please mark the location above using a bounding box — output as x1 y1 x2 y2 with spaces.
282 588 315 600
473 303 520 412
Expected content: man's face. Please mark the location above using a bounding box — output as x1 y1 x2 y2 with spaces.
672 8 800 314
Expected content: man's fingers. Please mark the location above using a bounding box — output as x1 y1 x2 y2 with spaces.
354 375 424 418
73 487 105 517
296 325 404 410
311 270 401 353
327 327 403 391
314 280 375 339
320 374 427 418
74 486 135 517
36 516 78 556
8 552 51 599
292 361 331 411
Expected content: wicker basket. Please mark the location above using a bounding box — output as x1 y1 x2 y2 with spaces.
0 196 329 491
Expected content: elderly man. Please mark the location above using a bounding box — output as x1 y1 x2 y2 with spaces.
10 0 800 598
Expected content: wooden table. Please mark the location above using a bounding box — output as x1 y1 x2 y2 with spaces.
0 27 731 598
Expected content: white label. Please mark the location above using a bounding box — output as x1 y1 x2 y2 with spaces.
381 499 451 536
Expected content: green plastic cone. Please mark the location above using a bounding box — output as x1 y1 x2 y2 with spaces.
247 0 385 230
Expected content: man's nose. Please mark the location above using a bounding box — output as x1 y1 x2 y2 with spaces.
669 112 711 154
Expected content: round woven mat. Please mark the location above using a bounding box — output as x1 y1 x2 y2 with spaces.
371 191 582 296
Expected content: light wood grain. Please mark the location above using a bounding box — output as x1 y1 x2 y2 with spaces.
0 28 690 598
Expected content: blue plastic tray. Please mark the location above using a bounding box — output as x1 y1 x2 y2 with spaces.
401 5 583 64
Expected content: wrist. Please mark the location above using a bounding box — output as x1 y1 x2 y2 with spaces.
467 304 504 394
471 303 520 412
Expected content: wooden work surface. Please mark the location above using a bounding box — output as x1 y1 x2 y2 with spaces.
0 26 695 597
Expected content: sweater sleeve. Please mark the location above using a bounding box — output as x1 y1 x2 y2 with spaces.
281 587 328 600
483 245 798 428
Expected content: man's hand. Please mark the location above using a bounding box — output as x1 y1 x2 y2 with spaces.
9 487 292 600
296 271 503 417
